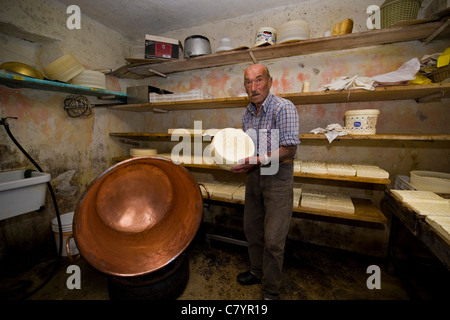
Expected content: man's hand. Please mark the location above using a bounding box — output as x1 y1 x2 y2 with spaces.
231 156 259 173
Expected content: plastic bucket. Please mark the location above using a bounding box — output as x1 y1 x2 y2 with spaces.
344 109 380 135
51 212 79 257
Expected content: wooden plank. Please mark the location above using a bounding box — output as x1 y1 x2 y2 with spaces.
109 153 390 184
108 83 450 111
384 190 450 267
205 195 387 225
300 133 450 141
109 132 450 142
293 198 388 225
110 21 450 78
282 83 450 105
109 96 248 112
293 171 390 185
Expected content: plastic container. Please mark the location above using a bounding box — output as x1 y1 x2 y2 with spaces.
410 170 450 193
380 0 422 29
150 89 215 102
254 27 276 46
344 109 380 135
51 212 79 257
0 170 51 221
210 128 255 170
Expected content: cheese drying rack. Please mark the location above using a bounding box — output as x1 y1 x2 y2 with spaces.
112 153 390 228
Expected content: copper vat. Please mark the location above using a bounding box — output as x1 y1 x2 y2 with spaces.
73 157 203 277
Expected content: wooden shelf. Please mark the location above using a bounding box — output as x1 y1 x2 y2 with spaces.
110 132 450 142
111 155 390 184
0 72 127 101
107 83 450 112
204 195 388 226
109 20 450 79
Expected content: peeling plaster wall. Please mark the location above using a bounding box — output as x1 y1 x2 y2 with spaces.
0 0 449 261
0 0 153 260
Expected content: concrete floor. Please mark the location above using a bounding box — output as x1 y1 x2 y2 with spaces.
2 235 414 301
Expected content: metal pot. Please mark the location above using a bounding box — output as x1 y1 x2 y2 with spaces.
73 157 203 277
184 35 212 58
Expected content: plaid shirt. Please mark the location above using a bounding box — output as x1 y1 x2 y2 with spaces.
242 93 300 155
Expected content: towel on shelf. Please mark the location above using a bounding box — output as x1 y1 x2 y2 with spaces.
320 75 375 91
310 123 350 143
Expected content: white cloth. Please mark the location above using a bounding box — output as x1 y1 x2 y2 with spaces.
320 75 375 91
310 123 350 143
320 58 421 91
371 57 420 86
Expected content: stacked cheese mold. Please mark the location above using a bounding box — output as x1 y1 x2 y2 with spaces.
391 190 450 243
43 54 85 82
71 70 107 90
300 189 355 214
293 160 389 179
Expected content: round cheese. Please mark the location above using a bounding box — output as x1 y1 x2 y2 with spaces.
210 128 255 170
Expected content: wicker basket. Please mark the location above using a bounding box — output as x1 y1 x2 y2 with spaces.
429 65 450 83
380 0 422 29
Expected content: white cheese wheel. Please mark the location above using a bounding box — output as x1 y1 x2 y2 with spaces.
130 148 158 157
210 128 255 170
71 70 107 89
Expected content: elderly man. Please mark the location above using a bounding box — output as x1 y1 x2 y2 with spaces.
231 63 300 300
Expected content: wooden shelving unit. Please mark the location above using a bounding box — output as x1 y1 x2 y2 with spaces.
110 20 450 79
107 83 450 112
203 194 387 226
107 20 449 229
111 154 391 184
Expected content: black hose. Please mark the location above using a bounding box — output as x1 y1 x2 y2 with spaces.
1 117 63 299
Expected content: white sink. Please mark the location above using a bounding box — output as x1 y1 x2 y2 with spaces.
0 170 51 220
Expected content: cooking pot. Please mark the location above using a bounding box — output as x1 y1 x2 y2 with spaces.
72 157 203 277
184 35 212 58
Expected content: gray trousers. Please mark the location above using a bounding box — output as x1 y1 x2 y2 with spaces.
244 162 294 299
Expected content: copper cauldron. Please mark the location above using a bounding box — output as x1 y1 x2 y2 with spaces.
73 157 203 277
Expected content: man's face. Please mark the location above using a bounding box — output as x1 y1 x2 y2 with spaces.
244 65 272 108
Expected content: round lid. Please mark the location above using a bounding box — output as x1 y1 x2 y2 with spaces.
211 128 255 170
345 109 380 116
73 157 203 276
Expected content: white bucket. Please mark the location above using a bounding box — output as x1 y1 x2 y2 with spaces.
51 212 79 257
344 109 380 135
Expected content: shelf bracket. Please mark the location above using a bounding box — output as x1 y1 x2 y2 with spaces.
248 50 258 64
416 91 446 103
147 68 168 78
422 18 450 45
152 107 169 113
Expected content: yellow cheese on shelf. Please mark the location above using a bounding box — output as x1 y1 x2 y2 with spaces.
331 19 353 36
